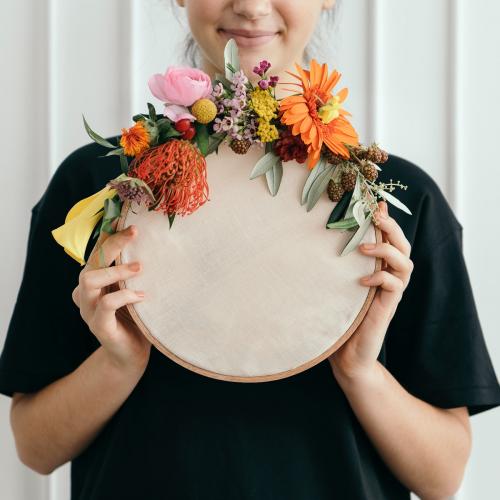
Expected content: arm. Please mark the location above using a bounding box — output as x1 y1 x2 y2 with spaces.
11 347 148 475
10 222 151 475
329 201 471 499
331 360 471 499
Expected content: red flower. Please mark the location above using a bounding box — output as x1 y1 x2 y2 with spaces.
129 140 209 216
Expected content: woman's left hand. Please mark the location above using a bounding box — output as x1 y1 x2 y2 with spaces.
328 200 414 380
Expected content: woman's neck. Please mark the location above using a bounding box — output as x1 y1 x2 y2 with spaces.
200 56 307 100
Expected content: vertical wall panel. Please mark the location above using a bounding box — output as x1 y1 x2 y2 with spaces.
378 0 450 192
49 0 133 173
457 0 500 497
0 1 52 498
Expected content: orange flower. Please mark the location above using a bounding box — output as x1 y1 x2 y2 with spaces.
279 60 359 169
129 139 209 217
119 121 150 156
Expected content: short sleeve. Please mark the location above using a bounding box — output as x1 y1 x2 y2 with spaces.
0 149 101 397
385 188 500 416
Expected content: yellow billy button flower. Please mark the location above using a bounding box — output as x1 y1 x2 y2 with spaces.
318 95 341 124
51 185 118 266
191 98 217 124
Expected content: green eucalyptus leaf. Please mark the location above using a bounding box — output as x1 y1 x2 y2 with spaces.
224 38 240 79
352 199 366 227
340 214 373 257
119 154 129 174
168 213 175 228
344 182 360 219
206 132 226 155
103 148 125 157
194 122 209 156
147 102 157 121
325 189 353 228
353 172 362 200
265 160 283 196
132 113 148 122
306 161 335 212
377 189 412 215
98 245 106 267
249 151 280 179
301 158 328 205
103 196 122 220
214 73 233 91
82 114 116 148
326 216 359 230
92 216 104 241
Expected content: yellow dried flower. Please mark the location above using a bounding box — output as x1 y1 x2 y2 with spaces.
249 88 279 122
191 98 217 124
256 121 279 142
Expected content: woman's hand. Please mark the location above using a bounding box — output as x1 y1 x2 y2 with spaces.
72 222 152 374
328 201 414 381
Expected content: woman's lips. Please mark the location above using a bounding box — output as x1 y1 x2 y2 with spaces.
219 29 278 48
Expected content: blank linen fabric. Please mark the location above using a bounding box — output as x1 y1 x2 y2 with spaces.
120 141 377 378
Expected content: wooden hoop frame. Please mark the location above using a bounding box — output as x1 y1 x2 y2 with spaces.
116 199 382 383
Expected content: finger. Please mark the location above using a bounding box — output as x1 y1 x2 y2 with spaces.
72 286 80 308
87 223 138 271
95 288 146 329
359 269 405 295
358 241 413 281
373 201 412 257
80 262 142 293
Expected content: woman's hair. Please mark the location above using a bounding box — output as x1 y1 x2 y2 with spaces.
167 0 343 67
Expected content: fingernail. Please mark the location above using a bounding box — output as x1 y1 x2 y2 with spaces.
128 262 141 272
126 225 136 235
135 290 145 297
361 243 375 250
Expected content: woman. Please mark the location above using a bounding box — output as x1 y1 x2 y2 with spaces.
1 1 500 499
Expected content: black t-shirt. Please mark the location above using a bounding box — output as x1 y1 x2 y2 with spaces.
1 136 500 500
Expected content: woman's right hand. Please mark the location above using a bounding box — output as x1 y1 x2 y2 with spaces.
72 222 152 374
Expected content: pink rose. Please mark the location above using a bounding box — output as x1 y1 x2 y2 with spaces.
163 104 196 122
148 66 212 107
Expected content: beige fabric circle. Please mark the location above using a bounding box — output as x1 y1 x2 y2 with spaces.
116 142 381 382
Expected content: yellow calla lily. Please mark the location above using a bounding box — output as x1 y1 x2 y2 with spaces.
51 185 118 266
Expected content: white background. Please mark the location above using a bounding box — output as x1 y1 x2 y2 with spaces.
1 1 499 498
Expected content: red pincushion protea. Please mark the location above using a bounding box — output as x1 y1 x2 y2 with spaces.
129 139 209 216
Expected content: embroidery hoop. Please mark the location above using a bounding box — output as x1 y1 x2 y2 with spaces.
115 141 382 382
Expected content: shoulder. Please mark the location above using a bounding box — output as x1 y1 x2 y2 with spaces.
35 134 123 219
376 152 462 248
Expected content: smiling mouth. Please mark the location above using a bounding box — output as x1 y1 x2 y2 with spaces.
218 28 279 48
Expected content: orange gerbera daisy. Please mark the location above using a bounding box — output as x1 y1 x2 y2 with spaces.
119 120 150 157
279 59 360 169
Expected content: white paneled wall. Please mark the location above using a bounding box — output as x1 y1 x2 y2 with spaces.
1 1 498 499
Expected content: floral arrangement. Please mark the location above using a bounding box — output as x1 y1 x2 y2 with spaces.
51 39 411 266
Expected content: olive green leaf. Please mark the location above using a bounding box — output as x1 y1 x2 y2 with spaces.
325 189 353 228
249 151 280 179
265 159 283 196
194 122 209 156
224 39 240 79
377 189 412 215
340 214 373 257
306 161 335 212
82 114 116 148
301 157 329 205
